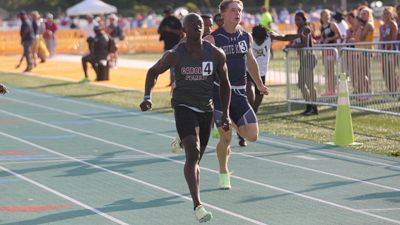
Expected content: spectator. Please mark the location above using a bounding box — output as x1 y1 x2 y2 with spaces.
43 13 57 57
379 6 398 93
319 9 341 96
259 5 273 32
16 11 34 72
106 14 125 68
332 11 349 42
158 6 184 86
396 4 400 47
288 11 318 116
31 11 48 65
213 13 224 28
84 15 98 39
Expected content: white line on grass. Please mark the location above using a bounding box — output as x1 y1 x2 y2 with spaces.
0 165 129 225
3 97 400 193
11 88 400 169
0 131 268 225
1 110 400 224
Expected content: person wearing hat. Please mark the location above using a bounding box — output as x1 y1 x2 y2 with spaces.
158 6 184 86
16 11 34 72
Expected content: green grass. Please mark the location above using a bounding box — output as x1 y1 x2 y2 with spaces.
1 71 399 156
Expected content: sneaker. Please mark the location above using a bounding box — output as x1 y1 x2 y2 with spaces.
194 205 212 223
211 127 220 139
170 135 183 153
79 77 90 83
238 133 246 147
219 173 231 190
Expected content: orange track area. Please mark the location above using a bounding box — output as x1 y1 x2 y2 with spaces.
0 56 171 92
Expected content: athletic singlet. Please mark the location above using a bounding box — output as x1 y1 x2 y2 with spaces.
320 23 336 43
294 24 313 46
172 41 218 112
211 27 250 87
252 37 271 77
380 23 393 41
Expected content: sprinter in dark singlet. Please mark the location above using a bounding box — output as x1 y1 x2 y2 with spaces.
204 0 269 190
140 13 231 223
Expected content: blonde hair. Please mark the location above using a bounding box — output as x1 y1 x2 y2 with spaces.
219 0 243 13
384 6 397 21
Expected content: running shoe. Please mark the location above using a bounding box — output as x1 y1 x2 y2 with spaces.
79 77 90 83
170 135 183 153
219 173 231 190
194 205 212 223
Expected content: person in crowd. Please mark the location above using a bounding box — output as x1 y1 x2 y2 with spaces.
379 6 398 93
43 13 57 57
332 11 349 42
288 11 318 116
319 9 341 96
16 11 34 72
31 11 48 65
213 13 224 28
84 15 98 39
140 13 231 223
158 6 184 86
205 0 269 188
106 14 125 68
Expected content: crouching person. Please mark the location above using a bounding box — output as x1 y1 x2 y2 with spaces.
80 25 113 82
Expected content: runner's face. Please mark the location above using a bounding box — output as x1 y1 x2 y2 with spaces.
203 18 212 36
184 15 204 40
222 2 242 25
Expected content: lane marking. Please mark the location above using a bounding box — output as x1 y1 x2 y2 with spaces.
361 208 400 212
0 204 76 212
13 88 400 170
0 165 129 225
0 131 268 225
3 98 400 193
294 155 321 161
1 113 400 224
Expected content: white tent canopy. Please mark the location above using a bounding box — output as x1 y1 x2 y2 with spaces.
66 0 117 16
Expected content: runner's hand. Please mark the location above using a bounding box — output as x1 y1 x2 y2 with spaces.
140 100 152 111
257 84 269 95
221 114 231 132
0 84 9 95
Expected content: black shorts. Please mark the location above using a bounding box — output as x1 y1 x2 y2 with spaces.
247 72 266 96
213 84 257 128
174 106 213 148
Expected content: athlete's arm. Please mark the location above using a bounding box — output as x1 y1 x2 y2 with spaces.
246 34 269 95
214 48 231 131
140 51 178 111
270 31 299 41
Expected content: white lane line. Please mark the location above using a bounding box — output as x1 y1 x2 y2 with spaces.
0 131 268 225
0 165 129 225
1 112 400 224
294 155 322 161
10 89 400 169
3 98 400 192
361 208 400 212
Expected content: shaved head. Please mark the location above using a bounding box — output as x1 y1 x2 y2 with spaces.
183 13 203 28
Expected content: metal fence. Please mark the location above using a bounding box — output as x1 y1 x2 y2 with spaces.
285 42 400 116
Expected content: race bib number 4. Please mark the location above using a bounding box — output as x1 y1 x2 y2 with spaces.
202 61 213 76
